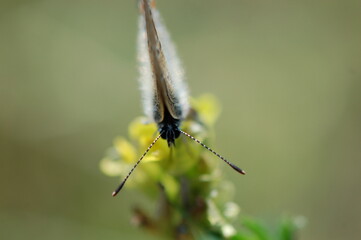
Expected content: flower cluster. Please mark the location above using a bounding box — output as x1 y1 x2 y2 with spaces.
100 94 241 239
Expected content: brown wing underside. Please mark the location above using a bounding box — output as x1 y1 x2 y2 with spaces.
142 0 180 123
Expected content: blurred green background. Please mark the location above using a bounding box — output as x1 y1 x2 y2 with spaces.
1 0 360 239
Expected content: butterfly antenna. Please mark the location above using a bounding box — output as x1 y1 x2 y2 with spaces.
112 134 162 197
179 130 246 175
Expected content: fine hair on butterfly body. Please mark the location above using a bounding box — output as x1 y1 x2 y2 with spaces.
112 0 245 197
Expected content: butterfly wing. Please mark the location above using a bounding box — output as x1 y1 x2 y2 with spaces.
138 0 189 123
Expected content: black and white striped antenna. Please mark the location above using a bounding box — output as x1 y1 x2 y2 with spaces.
112 131 246 197
112 134 162 197
180 130 246 175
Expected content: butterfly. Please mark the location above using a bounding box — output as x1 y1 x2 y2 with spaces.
112 0 245 197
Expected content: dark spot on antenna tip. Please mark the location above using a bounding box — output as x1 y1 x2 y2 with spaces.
112 181 126 197
230 163 246 175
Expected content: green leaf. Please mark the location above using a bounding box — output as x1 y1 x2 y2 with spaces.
241 218 270 240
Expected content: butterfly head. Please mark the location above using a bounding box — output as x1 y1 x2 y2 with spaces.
159 120 181 147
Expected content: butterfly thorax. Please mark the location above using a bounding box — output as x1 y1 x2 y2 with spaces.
158 108 181 147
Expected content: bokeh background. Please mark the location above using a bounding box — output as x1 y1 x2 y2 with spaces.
1 0 360 239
